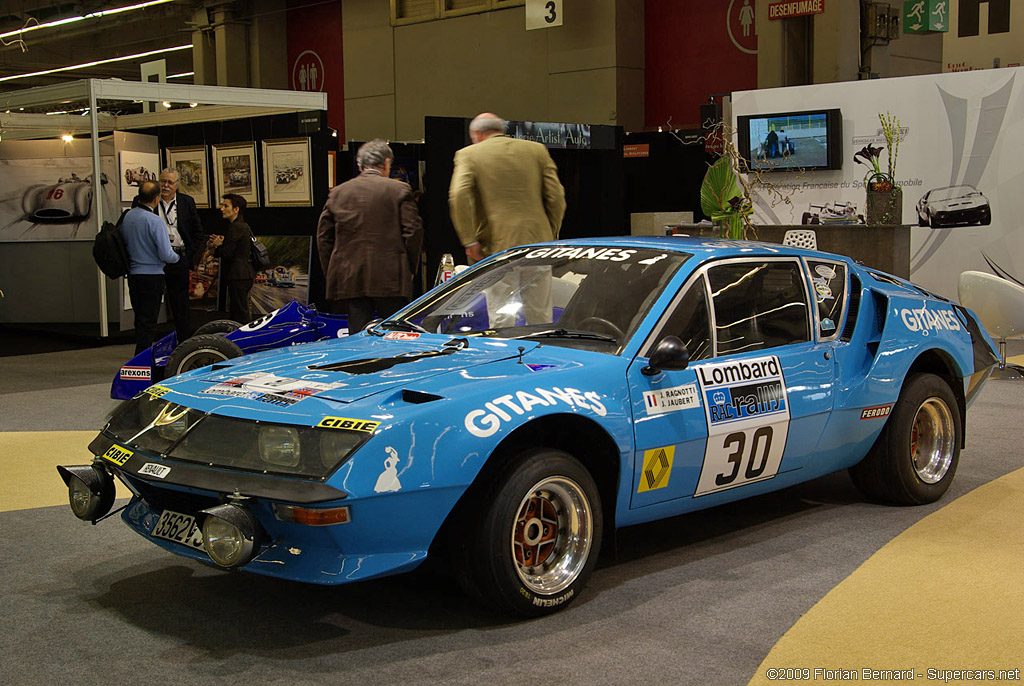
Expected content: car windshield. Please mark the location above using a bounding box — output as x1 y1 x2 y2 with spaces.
394 245 690 353
931 186 977 201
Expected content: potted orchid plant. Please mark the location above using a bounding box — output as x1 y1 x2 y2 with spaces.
858 112 904 224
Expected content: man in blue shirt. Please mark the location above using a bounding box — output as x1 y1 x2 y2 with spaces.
121 180 179 353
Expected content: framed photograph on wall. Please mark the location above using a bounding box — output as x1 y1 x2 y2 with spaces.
327 149 337 190
165 145 210 208
118 150 160 202
212 142 258 207
262 137 312 206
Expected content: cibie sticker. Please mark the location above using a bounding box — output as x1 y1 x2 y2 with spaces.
102 444 133 466
144 385 170 398
120 366 151 380
643 384 700 415
860 404 892 420
138 463 171 479
693 356 790 497
383 331 420 341
317 417 380 433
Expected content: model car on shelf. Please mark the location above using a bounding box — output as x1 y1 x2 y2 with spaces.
109 299 348 400
63 237 998 617
916 184 991 228
22 172 107 222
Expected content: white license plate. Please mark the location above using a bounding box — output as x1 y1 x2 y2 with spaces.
151 509 205 550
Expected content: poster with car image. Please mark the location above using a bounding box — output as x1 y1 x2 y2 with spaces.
0 155 118 242
262 138 312 206
165 145 210 208
213 142 259 207
250 235 311 315
118 150 160 201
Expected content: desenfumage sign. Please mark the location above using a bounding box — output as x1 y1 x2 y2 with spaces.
768 0 825 19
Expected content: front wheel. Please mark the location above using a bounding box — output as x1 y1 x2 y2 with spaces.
459 449 602 616
164 334 243 377
849 373 961 505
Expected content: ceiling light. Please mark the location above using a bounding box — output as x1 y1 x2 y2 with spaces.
189 102 198 108
168 71 195 80
162 101 172 108
0 0 176 42
0 44 191 83
61 134 74 142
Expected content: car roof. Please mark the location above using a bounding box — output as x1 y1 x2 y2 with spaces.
516 235 849 263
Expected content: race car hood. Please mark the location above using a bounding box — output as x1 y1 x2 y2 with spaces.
163 333 544 412
931 195 985 211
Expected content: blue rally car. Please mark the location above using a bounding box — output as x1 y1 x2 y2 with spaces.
59 237 998 616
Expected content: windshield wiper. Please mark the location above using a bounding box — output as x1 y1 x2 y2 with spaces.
377 319 429 334
515 328 617 343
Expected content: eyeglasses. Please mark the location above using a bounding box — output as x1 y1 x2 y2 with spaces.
159 179 177 185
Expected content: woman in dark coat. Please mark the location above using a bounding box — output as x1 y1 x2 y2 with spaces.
211 193 256 324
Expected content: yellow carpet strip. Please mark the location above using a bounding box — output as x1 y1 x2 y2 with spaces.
749 466 1024 684
0 431 131 512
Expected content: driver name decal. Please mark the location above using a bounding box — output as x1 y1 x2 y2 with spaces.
694 356 790 497
465 387 607 438
643 383 699 415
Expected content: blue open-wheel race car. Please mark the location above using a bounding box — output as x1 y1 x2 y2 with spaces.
66 236 998 617
111 300 349 400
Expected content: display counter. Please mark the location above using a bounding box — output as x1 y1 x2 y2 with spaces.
671 224 911 278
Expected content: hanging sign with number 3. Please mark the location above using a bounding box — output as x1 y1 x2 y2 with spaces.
526 0 562 30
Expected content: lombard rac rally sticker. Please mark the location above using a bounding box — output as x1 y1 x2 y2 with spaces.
120 366 151 380
860 404 892 420
102 444 133 466
138 463 171 478
693 355 790 497
383 331 420 341
643 383 699 415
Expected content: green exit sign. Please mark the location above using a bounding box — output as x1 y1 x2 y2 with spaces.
903 0 949 33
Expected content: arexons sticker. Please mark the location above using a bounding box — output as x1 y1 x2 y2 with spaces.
693 356 790 497
464 387 607 438
643 383 699 415
120 366 151 380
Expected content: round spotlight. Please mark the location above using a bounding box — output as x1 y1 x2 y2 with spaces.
200 503 261 568
57 464 115 521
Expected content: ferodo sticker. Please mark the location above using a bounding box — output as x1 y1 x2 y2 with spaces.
637 445 674 493
138 463 171 478
317 417 380 433
643 383 699 415
899 305 961 336
120 366 151 380
693 356 790 497
465 387 607 438
102 444 133 466
144 385 170 398
860 404 892 420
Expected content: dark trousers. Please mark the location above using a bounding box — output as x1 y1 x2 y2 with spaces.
332 296 408 333
127 273 166 354
164 258 191 345
226 279 254 325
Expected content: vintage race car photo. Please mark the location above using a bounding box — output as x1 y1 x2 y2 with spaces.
21 173 107 222
109 300 348 400
62 237 998 617
916 184 991 228
124 166 156 186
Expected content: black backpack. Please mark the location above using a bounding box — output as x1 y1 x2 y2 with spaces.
250 236 271 271
92 209 130 279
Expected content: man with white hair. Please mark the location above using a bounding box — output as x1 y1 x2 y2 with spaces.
157 167 205 341
449 112 565 264
317 138 423 332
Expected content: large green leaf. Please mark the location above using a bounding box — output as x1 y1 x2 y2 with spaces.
700 156 741 217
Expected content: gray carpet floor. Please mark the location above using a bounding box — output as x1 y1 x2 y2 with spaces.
2 344 1022 685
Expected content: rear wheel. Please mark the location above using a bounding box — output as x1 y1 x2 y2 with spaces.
849 373 961 505
165 334 243 377
194 319 242 336
458 448 602 616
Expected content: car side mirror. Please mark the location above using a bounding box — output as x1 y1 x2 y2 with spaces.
642 336 690 376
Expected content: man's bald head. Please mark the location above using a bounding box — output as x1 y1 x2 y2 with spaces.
138 180 160 207
469 112 506 143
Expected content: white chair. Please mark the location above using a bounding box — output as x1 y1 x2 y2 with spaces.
957 270 1024 376
782 229 817 250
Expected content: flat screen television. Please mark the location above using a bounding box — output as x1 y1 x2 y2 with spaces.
737 108 843 172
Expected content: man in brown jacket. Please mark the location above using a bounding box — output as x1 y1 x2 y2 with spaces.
449 112 566 264
317 139 423 333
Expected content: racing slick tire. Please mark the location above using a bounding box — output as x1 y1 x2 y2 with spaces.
21 185 47 217
73 183 93 218
165 334 243 377
193 319 242 336
849 373 961 505
459 448 602 617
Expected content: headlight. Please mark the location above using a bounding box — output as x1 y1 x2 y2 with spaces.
56 463 115 522
320 431 365 470
200 503 262 567
106 394 203 454
258 426 301 467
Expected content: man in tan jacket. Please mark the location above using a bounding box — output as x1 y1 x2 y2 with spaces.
449 112 566 264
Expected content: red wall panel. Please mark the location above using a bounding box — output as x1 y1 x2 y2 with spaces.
287 0 344 139
645 0 758 129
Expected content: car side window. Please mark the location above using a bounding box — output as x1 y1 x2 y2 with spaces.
806 260 847 339
707 260 810 355
657 275 712 361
